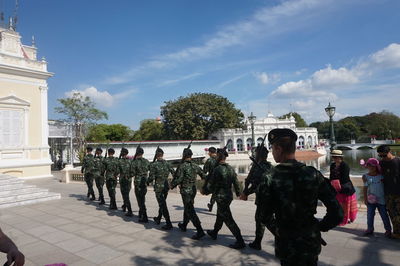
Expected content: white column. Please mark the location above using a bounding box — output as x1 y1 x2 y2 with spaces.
39 86 49 158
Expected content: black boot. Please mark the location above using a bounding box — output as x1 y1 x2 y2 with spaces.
109 199 117 210
248 239 262 250
178 223 187 232
161 222 173 230
87 192 90 198
153 216 161 225
192 228 205 240
207 230 218 240
99 196 105 205
125 204 133 217
90 193 96 201
121 204 126 212
230 235 246 249
139 211 148 223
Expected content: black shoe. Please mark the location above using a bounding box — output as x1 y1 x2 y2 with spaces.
139 216 149 223
125 211 133 217
121 204 126 212
153 217 161 225
161 223 173 230
178 223 187 232
248 241 261 250
207 230 217 240
87 193 90 198
99 198 105 205
109 205 118 210
229 240 246 249
192 231 205 240
207 203 213 212
90 196 95 201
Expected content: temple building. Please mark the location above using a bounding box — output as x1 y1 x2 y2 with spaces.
0 25 53 178
210 112 319 152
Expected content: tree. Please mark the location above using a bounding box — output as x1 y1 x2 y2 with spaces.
131 119 164 141
161 93 244 139
279 112 308 127
87 124 133 142
55 92 108 161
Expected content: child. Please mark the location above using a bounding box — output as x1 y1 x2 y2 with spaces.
361 158 392 237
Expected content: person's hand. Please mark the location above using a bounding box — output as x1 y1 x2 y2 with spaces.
239 193 248 201
7 247 25 266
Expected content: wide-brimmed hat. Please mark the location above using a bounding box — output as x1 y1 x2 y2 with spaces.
361 158 382 174
330 150 343 157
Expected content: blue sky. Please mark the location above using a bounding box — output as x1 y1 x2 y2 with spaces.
14 0 400 129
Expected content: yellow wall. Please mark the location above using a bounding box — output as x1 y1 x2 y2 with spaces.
1 165 51 178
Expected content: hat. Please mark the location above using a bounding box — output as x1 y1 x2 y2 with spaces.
330 150 343 157
120 148 129 155
95 147 103 153
107 148 115 154
156 147 164 155
183 148 193 158
362 158 381 174
268 128 298 144
217 148 228 158
255 145 268 158
135 147 144 155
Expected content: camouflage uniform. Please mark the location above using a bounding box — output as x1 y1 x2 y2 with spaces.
81 153 95 200
202 156 218 210
119 156 133 216
93 155 105 203
259 160 343 266
171 159 205 237
243 160 274 249
103 156 119 209
207 161 245 248
131 157 150 221
148 158 175 227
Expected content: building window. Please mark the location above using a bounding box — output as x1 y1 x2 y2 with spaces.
257 137 263 146
246 138 252 150
0 109 24 148
226 139 233 151
298 136 305 149
237 139 243 151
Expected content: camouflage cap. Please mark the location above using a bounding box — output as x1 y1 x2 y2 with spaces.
208 147 217 153
216 148 228 157
268 128 298 144
183 148 193 158
86 146 93 152
121 148 129 155
156 147 164 155
107 148 115 154
135 147 144 155
95 147 103 153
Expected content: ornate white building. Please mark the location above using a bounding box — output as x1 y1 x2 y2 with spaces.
0 25 53 178
210 112 319 152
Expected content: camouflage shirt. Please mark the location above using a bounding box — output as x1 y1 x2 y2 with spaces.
171 160 205 194
148 159 175 193
131 157 150 188
103 156 119 179
208 162 241 201
203 156 218 177
93 155 104 176
243 160 273 196
81 154 95 174
118 157 132 180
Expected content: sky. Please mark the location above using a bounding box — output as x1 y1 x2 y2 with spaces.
11 0 400 129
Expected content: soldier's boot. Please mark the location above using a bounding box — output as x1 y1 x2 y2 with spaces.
90 192 96 201
229 235 246 249
139 211 148 223
125 204 133 217
153 216 161 225
99 196 105 205
121 204 126 212
109 198 117 210
87 192 90 198
161 221 173 230
192 226 205 240
178 222 187 232
207 230 218 240
248 238 262 250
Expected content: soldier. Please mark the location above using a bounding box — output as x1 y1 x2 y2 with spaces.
170 147 206 240
240 144 273 250
148 147 175 230
131 146 150 223
94 147 105 205
81 146 96 200
103 148 119 210
206 148 246 249
259 128 343 266
118 148 134 217
202 147 218 211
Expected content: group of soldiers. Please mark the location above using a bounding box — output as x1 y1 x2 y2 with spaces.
81 128 344 266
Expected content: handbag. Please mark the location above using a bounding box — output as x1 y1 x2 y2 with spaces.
340 181 355 196
367 194 378 204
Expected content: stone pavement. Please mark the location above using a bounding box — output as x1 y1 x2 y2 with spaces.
0 177 399 266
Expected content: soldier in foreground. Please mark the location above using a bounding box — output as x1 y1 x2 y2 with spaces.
118 148 134 217
259 128 343 266
103 148 119 210
240 144 273 250
148 147 175 230
202 147 218 211
131 146 150 223
81 146 96 200
206 148 246 249
170 147 206 240
94 147 105 205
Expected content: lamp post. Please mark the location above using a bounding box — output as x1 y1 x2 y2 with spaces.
248 112 256 149
325 102 336 151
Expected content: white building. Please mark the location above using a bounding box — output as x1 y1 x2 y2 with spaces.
210 112 318 152
0 25 53 178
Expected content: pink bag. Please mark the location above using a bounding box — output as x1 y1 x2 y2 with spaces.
367 194 378 204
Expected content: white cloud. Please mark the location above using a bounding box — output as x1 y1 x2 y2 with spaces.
311 65 359 87
254 72 269 84
159 72 202 87
65 86 136 108
370 43 400 68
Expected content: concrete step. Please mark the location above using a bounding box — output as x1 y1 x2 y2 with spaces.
0 178 24 185
0 193 61 209
0 186 39 196
0 183 25 191
0 189 50 203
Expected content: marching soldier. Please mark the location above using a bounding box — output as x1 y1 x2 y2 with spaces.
170 147 206 240
148 147 175 230
206 148 246 249
103 148 119 210
131 146 150 223
240 144 273 250
94 147 105 205
202 147 218 211
81 146 96 200
118 148 134 217
259 128 343 266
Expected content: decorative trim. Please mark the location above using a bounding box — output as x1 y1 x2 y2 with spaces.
0 95 30 106
0 159 52 169
0 64 53 80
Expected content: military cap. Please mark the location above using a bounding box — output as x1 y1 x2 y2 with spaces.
108 148 115 154
86 146 93 152
255 145 268 158
208 147 217 153
183 148 193 157
268 128 298 144
135 147 144 155
217 148 228 157
156 147 164 155
120 148 129 155
95 147 103 153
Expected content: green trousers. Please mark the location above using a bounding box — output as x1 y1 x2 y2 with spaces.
106 178 117 207
84 173 95 197
120 177 132 211
213 198 243 241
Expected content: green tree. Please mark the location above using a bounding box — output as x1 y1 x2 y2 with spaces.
161 93 244 139
279 112 308 127
55 92 108 161
87 124 133 142
132 119 164 141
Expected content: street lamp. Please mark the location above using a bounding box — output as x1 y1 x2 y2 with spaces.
325 102 336 151
248 112 256 149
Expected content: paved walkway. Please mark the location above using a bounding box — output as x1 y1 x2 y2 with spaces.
0 177 399 266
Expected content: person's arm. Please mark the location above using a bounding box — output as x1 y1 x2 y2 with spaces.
0 228 25 266
147 163 155 185
362 174 368 206
196 164 206 180
170 164 183 189
341 162 351 183
232 170 241 197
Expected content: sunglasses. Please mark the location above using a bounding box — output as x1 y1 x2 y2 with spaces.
378 154 388 158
